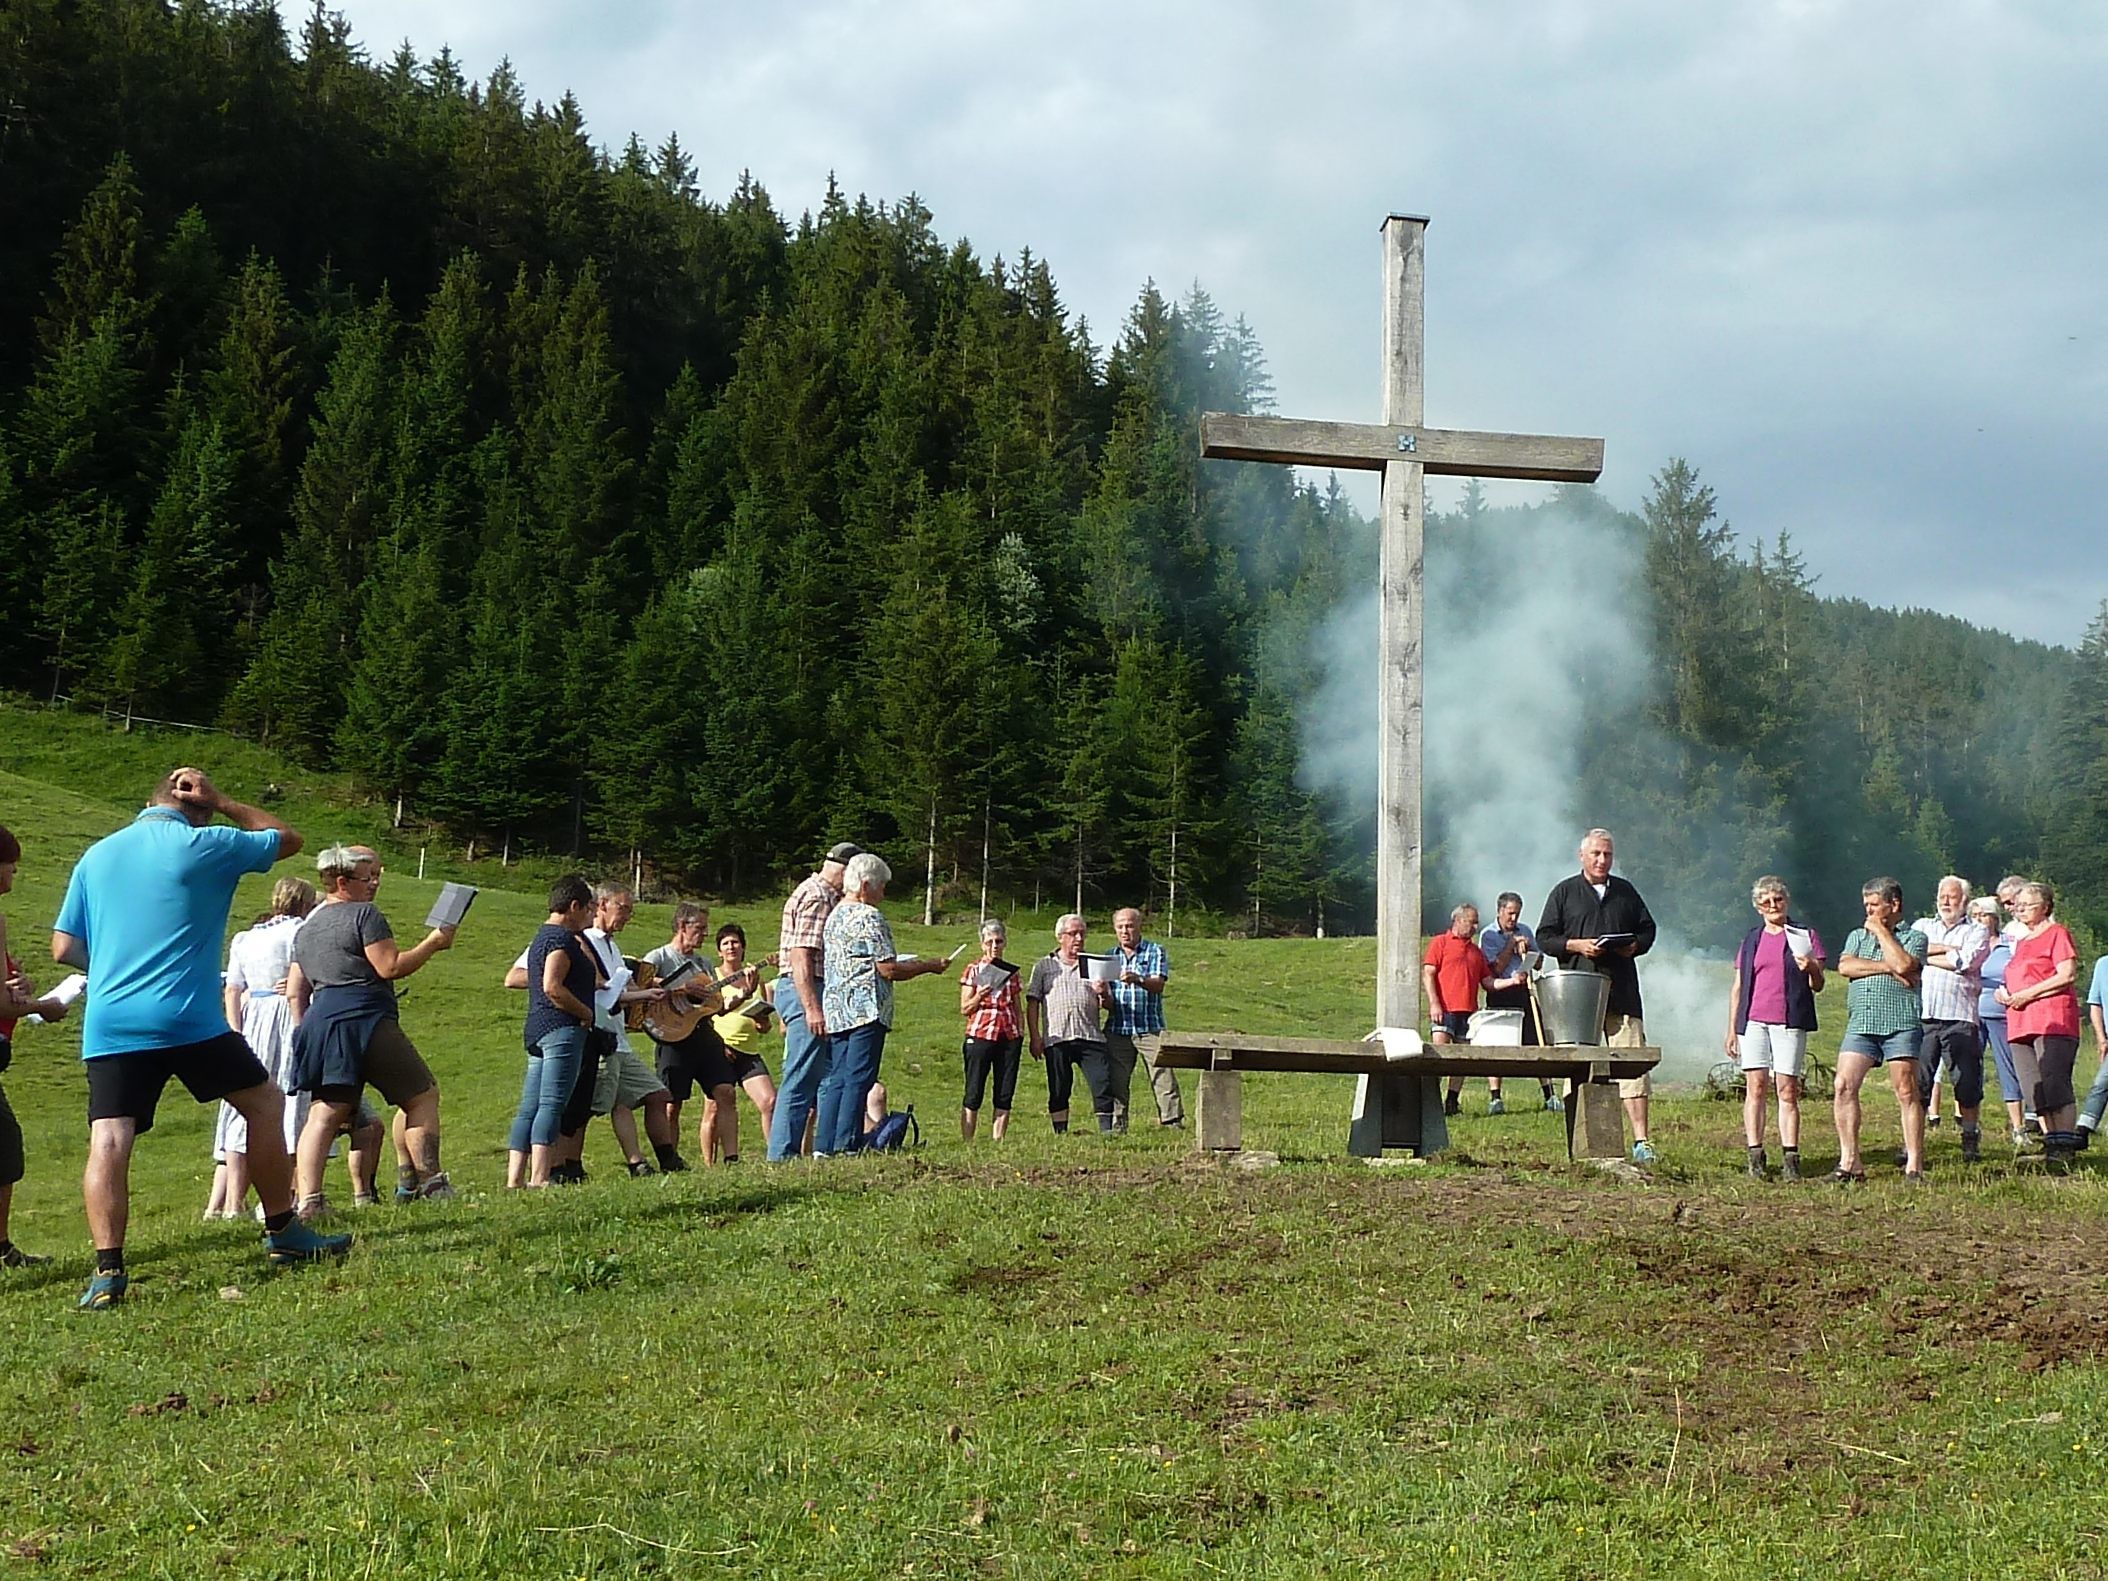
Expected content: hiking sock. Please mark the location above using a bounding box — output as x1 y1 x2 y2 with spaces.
653 1142 683 1171
95 1247 126 1275
262 1210 295 1234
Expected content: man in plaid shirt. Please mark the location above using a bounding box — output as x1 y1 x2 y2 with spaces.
1833 875 1929 1182
1105 908 1182 1130
767 841 858 1161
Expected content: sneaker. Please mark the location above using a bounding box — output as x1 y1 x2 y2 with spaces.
351 1192 382 1209
658 1154 691 1174
394 1183 419 1204
1487 1095 1505 1116
2013 1128 2042 1154
78 1271 127 1309
0 1244 51 1268
626 1159 656 1178
294 1193 332 1224
1961 1128 1982 1164
418 1173 458 1201
1632 1138 1659 1166
1545 1092 1565 1114
1926 1115 1942 1130
1442 1092 1461 1118
265 1219 353 1265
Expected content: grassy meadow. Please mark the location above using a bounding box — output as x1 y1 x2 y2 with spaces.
3 709 2108 1578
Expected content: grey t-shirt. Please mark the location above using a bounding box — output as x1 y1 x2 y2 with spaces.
1027 954 1105 1045
291 901 392 988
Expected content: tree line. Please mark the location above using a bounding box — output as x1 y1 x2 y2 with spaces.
2 1 2102 946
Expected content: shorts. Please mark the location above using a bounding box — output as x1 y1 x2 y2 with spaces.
593 1045 670 1113
1839 1026 1922 1067
1738 1022 1808 1078
86 1032 269 1136
654 1028 737 1102
314 1019 436 1108
729 1052 770 1086
0 1081 22 1187
1433 1010 1472 1041
1604 1011 1650 1099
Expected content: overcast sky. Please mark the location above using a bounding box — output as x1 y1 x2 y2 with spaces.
328 0 2107 646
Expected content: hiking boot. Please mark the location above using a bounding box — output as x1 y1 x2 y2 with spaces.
626 1159 656 1178
1961 1128 1982 1164
1442 1092 1461 1118
1746 1146 1767 1180
0 1244 51 1268
294 1192 333 1224
1779 1151 1802 1182
78 1271 127 1310
1632 1138 1659 1166
657 1153 690 1173
1487 1094 1506 1116
418 1173 458 1201
265 1219 352 1265
394 1182 420 1204
1926 1115 1942 1131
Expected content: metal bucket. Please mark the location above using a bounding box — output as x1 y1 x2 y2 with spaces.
1533 968 1611 1046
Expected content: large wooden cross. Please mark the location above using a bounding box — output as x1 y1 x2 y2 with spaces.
1200 214 1604 1155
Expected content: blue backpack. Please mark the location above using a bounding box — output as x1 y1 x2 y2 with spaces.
859 1106 920 1153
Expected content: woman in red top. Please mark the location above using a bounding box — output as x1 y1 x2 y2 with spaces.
960 918 1023 1140
1995 880 2081 1157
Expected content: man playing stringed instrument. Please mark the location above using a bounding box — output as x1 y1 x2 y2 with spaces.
641 902 749 1166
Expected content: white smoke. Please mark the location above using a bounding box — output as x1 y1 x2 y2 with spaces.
1296 501 1727 1081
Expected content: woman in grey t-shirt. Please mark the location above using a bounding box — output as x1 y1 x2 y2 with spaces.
286 845 456 1214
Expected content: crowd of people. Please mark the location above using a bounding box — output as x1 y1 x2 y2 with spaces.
1427 829 2107 1181
0 785 1191 1307
4 777 2104 1309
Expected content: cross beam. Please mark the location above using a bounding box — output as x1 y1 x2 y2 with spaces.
1199 214 1604 1156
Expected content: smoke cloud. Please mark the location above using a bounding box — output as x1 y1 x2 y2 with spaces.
1295 501 1729 1080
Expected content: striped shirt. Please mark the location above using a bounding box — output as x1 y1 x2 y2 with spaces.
1912 915 1992 1024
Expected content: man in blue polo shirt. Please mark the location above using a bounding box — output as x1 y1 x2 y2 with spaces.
52 766 350 1309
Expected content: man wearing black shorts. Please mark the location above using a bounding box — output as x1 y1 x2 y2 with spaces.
642 904 741 1164
52 768 351 1309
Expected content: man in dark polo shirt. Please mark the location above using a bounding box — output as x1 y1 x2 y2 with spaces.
52 767 351 1309
1536 827 1659 1165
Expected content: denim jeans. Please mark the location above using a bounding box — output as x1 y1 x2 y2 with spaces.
767 975 831 1161
1839 1026 1922 1068
508 1025 586 1151
2080 1044 2108 1128
1984 1017 2023 1105
816 1020 887 1154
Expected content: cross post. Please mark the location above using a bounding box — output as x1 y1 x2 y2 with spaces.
1200 214 1604 1156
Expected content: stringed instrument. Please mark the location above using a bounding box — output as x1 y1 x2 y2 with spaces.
640 952 780 1044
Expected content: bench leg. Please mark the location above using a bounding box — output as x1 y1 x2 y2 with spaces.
1195 1071 1243 1151
1566 1080 1626 1161
1348 1072 1449 1158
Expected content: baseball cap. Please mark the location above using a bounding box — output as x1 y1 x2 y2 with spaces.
824 841 862 864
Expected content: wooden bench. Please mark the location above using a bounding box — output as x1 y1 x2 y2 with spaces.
1152 1033 1661 1161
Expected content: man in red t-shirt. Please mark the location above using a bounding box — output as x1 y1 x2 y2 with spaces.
1423 903 1492 1117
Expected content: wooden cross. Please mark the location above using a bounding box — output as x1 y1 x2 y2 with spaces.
1200 214 1604 1155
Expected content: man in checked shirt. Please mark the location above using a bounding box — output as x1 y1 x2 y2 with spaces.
1104 907 1182 1131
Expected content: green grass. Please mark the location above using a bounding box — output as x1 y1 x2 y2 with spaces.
5 710 2108 1576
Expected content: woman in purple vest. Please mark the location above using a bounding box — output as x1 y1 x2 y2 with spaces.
1723 875 1826 1181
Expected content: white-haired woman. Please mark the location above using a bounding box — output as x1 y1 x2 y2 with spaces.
813 853 949 1155
1996 880 2082 1162
286 845 456 1213
1026 914 1114 1134
1723 875 1825 1181
959 917 1022 1140
205 875 331 1218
